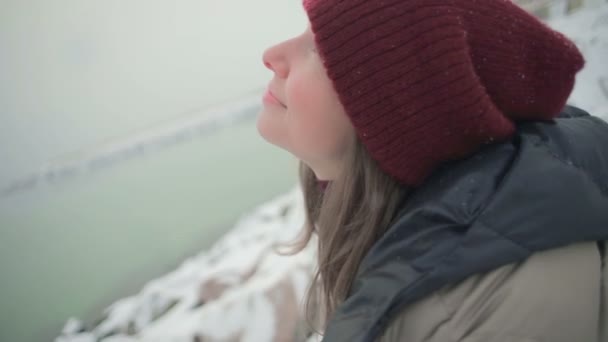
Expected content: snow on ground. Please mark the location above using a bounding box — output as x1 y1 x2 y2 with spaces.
56 4 608 342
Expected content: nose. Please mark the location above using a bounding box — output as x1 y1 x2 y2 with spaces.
262 43 288 78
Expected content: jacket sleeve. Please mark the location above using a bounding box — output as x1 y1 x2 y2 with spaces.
377 241 604 342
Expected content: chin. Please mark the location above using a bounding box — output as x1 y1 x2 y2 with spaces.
256 120 281 148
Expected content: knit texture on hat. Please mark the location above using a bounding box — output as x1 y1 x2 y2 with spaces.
303 0 585 187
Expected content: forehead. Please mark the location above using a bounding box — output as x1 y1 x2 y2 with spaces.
303 25 316 44
303 24 314 37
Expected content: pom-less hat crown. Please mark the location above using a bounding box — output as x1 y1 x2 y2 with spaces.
303 0 585 186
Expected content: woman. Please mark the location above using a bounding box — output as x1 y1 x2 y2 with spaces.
257 0 608 341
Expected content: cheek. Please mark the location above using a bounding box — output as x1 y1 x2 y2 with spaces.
287 76 320 110
287 79 353 160
287 68 339 126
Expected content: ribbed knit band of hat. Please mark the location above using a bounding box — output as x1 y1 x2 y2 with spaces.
303 0 585 188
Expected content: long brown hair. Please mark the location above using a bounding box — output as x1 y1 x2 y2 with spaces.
278 137 408 335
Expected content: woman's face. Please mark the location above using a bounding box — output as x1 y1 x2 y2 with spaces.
257 25 356 181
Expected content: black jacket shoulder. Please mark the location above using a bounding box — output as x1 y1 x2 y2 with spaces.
321 105 608 342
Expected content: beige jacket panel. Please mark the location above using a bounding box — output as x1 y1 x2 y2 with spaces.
379 241 607 342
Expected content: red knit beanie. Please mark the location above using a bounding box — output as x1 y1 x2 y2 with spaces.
302 0 585 187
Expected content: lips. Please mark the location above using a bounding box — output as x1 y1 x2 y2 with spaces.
265 87 287 108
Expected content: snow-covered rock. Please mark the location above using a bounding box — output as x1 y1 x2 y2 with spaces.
56 187 320 342
549 3 608 119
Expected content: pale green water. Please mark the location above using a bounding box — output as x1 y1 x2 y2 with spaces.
0 116 298 342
